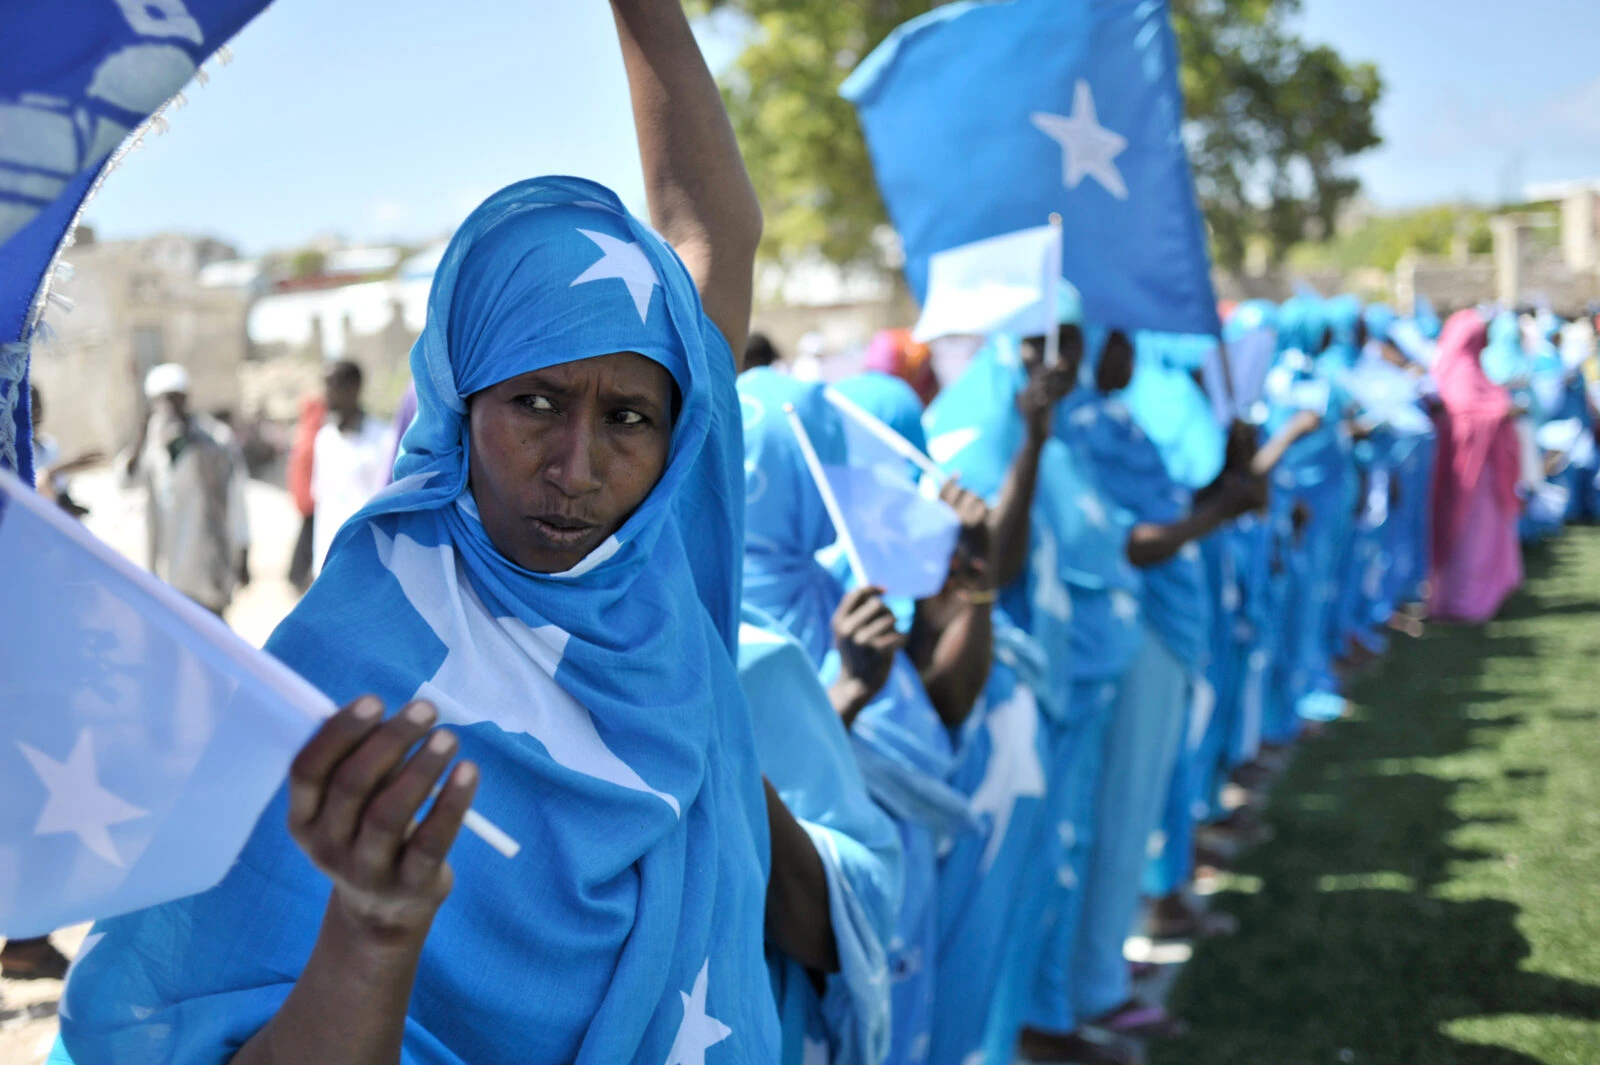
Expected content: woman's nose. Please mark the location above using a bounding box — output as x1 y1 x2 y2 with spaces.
542 416 603 498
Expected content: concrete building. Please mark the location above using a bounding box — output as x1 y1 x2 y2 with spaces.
30 232 249 458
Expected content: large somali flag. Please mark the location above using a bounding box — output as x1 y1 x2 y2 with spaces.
841 0 1220 338
0 0 271 482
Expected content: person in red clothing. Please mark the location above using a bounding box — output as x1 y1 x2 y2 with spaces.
286 394 325 593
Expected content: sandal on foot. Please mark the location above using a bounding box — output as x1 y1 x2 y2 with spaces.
1088 999 1188 1040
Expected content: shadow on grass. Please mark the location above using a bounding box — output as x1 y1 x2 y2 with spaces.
1155 568 1600 1064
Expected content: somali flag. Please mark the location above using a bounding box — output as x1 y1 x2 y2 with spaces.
0 469 322 937
817 384 962 602
841 0 1219 336
1 0 271 482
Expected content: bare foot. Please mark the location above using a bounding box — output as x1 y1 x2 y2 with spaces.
1387 611 1425 638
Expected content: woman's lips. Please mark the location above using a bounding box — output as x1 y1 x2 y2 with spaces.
528 516 599 548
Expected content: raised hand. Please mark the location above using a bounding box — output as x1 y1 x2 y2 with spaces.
939 479 993 595
288 696 478 943
830 587 906 725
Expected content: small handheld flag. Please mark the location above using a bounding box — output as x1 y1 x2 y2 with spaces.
0 472 515 936
786 403 871 587
824 386 945 482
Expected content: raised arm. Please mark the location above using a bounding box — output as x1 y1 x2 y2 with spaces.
611 0 763 361
988 341 1079 589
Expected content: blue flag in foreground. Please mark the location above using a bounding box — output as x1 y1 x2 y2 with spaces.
0 470 322 937
842 0 1219 337
1 0 270 480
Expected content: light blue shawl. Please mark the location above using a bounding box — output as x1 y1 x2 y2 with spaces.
739 606 901 1065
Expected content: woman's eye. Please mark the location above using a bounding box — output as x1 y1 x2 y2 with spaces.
519 395 556 413
614 409 647 427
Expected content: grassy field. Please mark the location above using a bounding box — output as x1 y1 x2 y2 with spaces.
1156 529 1600 1065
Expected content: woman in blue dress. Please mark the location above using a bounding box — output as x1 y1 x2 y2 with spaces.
738 606 903 1065
739 368 991 1065
56 6 798 1062
1039 330 1262 1045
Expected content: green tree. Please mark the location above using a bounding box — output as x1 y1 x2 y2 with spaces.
698 0 1382 274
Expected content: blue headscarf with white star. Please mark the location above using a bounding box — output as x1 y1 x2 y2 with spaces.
57 177 780 1065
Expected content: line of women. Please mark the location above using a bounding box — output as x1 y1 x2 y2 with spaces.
46 2 1600 1059
727 289 1589 1065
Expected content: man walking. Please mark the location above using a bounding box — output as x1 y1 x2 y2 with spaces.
121 363 251 616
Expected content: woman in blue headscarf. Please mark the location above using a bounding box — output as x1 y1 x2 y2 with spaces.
1039 330 1262 1043
738 368 986 1065
923 329 1147 1065
737 606 902 1065
57 6 790 1063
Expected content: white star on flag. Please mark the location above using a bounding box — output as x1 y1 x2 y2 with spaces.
1110 588 1140 625
570 229 661 323
373 525 679 815
1030 80 1130 200
968 686 1046 873
665 958 733 1065
1077 492 1109 530
18 730 148 867
858 496 902 554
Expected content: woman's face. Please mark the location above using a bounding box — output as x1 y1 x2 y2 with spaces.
468 351 674 573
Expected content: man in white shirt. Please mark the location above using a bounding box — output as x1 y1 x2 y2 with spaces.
311 359 392 576
121 363 252 616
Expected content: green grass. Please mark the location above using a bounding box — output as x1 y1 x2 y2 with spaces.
1155 529 1600 1065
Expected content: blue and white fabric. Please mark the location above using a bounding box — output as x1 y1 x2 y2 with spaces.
1122 333 1227 490
740 368 973 1065
739 607 901 1065
1 0 271 482
0 469 322 938
1056 389 1209 670
841 0 1220 336
931 612 1063 1065
927 337 1141 692
59 177 781 1065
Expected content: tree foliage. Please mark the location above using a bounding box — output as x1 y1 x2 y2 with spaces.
1288 204 1495 273
699 0 1382 275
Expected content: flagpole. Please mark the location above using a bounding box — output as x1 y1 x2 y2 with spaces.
784 403 871 588
823 386 945 481
1043 212 1063 368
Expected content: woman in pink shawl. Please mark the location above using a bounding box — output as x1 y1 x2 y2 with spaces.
864 327 940 405
1428 310 1524 623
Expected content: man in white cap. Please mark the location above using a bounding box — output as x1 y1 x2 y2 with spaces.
120 362 251 616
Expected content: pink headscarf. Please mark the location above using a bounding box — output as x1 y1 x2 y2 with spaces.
864 328 939 406
1429 310 1522 567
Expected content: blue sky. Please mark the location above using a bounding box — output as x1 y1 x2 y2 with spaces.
82 0 1600 255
